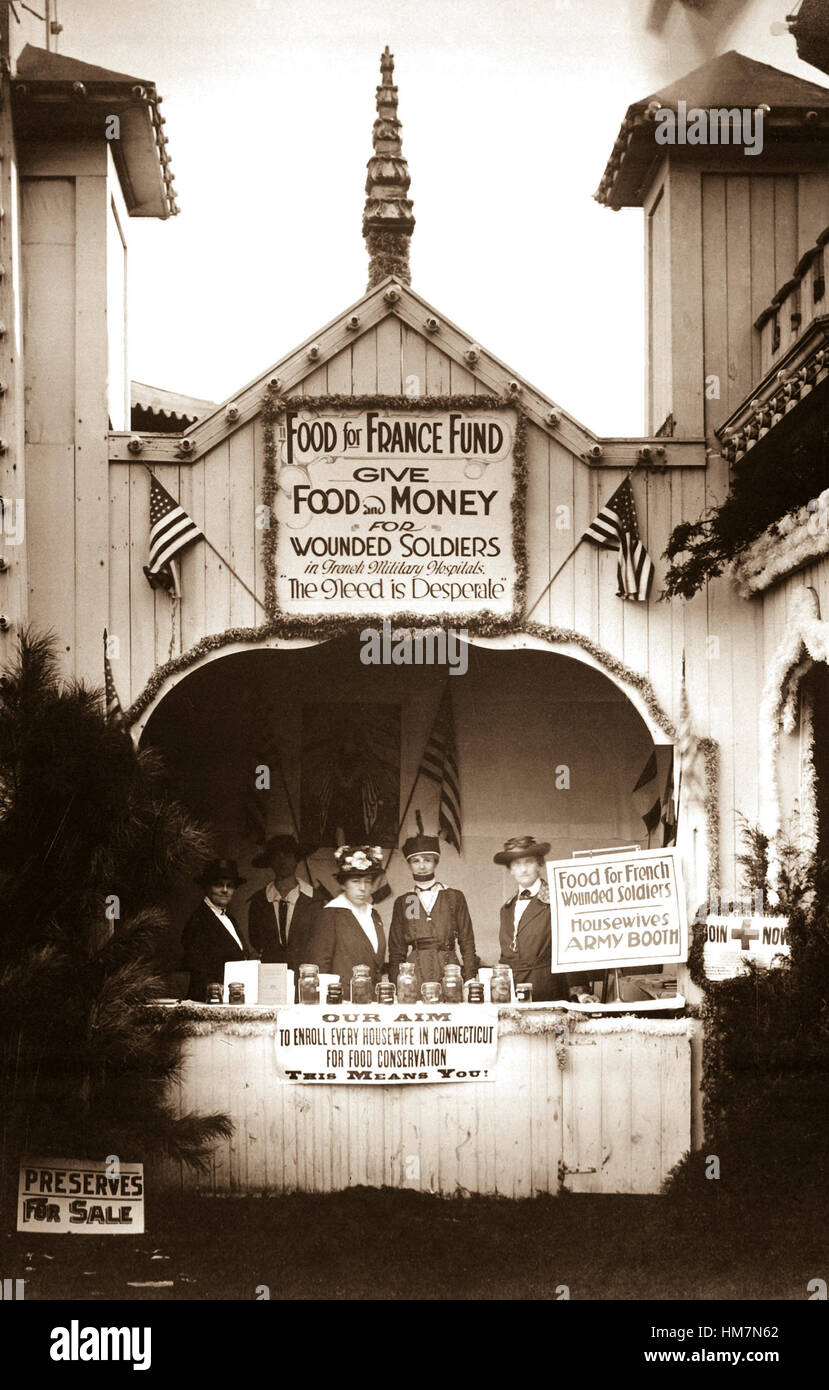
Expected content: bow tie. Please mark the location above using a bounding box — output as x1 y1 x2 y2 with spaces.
519 889 533 899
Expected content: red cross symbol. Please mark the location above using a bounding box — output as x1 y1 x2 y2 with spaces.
731 921 760 951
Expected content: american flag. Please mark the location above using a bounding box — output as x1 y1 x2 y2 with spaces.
419 687 462 852
144 475 203 589
583 476 654 601
103 629 125 726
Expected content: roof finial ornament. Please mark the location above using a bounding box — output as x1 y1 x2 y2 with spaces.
363 45 415 291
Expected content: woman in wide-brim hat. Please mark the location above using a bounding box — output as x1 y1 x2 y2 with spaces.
494 836 570 1002
181 857 253 1003
307 846 386 999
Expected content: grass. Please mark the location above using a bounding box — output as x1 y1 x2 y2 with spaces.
5 1175 827 1301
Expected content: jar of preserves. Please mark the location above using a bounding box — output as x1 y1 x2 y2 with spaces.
375 979 396 1004
490 967 511 1004
421 981 442 1003
326 981 343 1005
206 982 223 1004
396 963 418 1004
298 963 320 1005
466 980 484 1004
228 981 245 1005
441 966 463 1003
515 982 534 1003
351 965 373 1004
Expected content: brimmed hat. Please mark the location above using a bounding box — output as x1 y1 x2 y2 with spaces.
334 845 384 881
493 835 550 866
251 834 314 869
194 857 246 887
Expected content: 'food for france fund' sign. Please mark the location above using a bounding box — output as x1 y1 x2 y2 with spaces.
274 1005 499 1083
274 409 518 617
547 848 688 970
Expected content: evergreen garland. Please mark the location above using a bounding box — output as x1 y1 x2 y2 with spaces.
663 425 829 598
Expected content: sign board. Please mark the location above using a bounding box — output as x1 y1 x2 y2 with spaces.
17 1158 145 1234
703 915 790 980
274 408 519 618
274 1005 499 1083
547 847 688 971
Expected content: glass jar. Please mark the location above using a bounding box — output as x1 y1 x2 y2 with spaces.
228 981 245 1005
206 982 223 1004
375 979 396 1004
441 967 463 1004
421 981 442 1003
467 980 485 1004
351 965 373 1004
326 982 343 1005
298 963 320 1005
515 982 533 1003
397 963 418 1004
490 966 511 1004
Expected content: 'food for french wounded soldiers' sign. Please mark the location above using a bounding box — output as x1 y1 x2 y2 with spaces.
275 1006 499 1083
547 848 688 970
274 409 518 617
17 1158 145 1234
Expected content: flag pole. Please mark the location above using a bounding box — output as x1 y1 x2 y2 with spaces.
524 458 644 620
381 678 451 873
141 464 267 612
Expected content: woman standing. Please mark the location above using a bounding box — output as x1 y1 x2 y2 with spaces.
308 845 386 997
181 857 253 1003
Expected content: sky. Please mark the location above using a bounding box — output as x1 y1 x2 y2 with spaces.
10 0 825 434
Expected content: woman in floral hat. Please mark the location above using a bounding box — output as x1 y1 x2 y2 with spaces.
307 845 386 998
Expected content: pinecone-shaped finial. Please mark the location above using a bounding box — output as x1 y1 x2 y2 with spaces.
363 46 415 290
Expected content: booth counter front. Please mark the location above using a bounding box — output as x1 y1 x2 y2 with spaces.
150 1002 694 1198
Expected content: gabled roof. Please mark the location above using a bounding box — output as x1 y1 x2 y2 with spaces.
12 45 176 219
112 277 600 463
596 50 829 208
131 382 215 432
110 277 706 471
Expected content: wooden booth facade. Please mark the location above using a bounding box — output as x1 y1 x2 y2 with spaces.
2 35 829 1195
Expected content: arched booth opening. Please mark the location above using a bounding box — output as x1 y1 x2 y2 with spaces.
138 632 676 981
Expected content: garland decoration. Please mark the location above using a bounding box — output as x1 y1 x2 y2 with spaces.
757 586 829 896
731 486 829 597
259 388 528 626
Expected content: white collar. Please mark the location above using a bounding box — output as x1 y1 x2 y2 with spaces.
516 879 541 899
326 892 375 918
203 895 234 920
266 878 312 903
414 880 444 892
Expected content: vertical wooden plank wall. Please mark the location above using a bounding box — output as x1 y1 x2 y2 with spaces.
0 81 28 666
151 1018 690 1197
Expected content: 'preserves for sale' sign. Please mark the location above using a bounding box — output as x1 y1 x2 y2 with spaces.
17 1158 145 1234
275 1005 499 1083
547 848 688 970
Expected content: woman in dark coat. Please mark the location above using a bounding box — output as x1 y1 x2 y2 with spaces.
308 845 386 999
181 858 253 1003
388 824 477 990
495 836 571 1002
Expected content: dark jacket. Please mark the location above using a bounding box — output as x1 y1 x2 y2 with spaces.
308 903 386 997
181 899 252 1003
498 886 570 1002
247 881 320 972
388 885 477 988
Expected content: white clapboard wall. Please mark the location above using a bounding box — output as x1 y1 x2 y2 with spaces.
151 1016 691 1197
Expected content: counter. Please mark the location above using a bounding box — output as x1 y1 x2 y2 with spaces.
150 1003 692 1196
